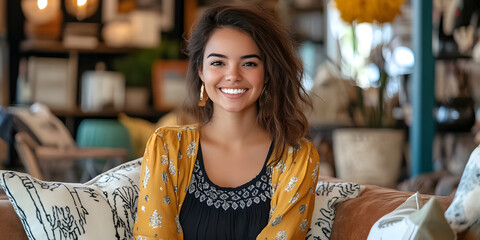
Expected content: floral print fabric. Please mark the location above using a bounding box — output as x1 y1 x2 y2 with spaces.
133 124 320 239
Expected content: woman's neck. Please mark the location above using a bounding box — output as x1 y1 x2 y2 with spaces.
201 107 270 147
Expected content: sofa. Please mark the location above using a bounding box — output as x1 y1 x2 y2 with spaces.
0 171 477 240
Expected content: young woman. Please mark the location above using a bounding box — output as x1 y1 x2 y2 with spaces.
133 3 320 239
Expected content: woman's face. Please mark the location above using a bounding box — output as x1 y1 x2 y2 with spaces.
199 27 265 115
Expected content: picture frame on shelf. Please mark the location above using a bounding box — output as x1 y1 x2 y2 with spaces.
27 56 77 110
152 60 189 111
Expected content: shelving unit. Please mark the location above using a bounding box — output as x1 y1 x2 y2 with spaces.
20 39 139 54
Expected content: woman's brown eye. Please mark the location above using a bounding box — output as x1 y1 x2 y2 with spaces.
211 61 223 66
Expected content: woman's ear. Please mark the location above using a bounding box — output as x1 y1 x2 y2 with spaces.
198 67 204 82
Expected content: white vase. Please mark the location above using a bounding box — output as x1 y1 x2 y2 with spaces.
333 128 404 188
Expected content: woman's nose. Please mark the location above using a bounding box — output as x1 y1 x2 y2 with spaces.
226 65 241 81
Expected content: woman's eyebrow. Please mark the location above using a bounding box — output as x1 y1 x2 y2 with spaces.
206 53 261 60
241 54 261 60
207 53 227 58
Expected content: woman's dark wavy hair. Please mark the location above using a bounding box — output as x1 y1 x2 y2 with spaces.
184 3 312 165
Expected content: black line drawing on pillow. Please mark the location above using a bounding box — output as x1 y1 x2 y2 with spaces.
0 159 141 240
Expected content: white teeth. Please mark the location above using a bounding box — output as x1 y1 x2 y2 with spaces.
221 88 247 94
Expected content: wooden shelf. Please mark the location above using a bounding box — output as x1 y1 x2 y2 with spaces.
52 107 165 119
20 39 138 55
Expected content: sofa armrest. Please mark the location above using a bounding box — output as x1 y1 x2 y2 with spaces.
0 199 28 240
330 184 453 240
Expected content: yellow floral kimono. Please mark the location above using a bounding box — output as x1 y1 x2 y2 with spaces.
133 124 320 239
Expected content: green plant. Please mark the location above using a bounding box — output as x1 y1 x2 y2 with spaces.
113 38 182 88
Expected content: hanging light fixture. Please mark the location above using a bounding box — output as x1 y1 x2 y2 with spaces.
65 0 99 21
21 0 61 24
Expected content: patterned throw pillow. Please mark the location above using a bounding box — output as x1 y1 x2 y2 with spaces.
0 158 141 240
306 180 363 240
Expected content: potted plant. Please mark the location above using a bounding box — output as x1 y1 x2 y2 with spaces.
331 0 406 188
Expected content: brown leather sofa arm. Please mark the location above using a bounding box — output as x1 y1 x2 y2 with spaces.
0 199 28 240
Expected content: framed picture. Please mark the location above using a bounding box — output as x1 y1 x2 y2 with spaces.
152 60 189 111
27 57 77 110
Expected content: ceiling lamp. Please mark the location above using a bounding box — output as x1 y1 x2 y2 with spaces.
21 0 61 24
65 0 99 21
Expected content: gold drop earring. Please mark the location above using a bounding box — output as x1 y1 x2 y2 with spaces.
198 83 209 107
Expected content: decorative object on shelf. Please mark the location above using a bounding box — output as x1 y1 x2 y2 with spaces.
21 0 61 24
102 21 132 48
63 22 100 49
102 0 174 48
64 0 99 21
435 97 475 132
152 60 189 111
81 62 125 112
21 0 63 40
130 10 161 48
26 56 77 111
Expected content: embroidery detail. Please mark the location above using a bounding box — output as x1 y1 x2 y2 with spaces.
177 132 182 141
299 219 308 231
270 206 276 219
161 172 168 184
289 192 299 204
143 166 150 188
187 160 272 211
161 155 168 165
187 141 197 158
272 215 282 226
312 162 320 180
275 230 287 240
175 215 182 233
164 142 169 153
178 150 182 160
164 196 171 205
299 204 306 214
285 177 298 192
288 143 302 154
149 210 161 229
169 160 176 175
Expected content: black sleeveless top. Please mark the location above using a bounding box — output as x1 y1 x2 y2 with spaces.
179 143 274 240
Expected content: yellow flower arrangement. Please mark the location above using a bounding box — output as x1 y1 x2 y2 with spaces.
334 0 404 24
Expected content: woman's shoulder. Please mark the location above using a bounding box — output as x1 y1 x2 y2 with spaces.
286 138 316 155
280 139 319 166
153 123 200 137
